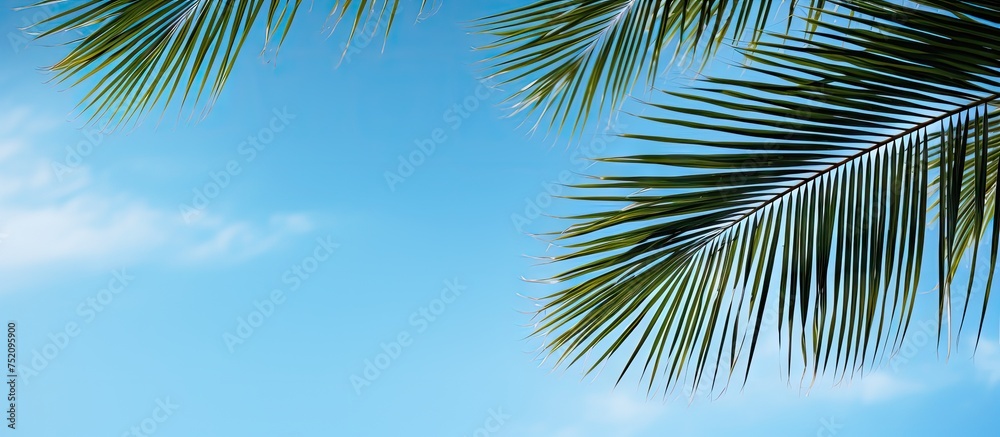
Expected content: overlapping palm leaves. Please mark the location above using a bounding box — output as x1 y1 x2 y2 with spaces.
22 0 426 129
477 0 827 136
533 0 1000 396
22 0 1000 397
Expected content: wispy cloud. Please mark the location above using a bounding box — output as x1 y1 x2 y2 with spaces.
584 392 663 428
0 106 313 277
974 339 1000 387
181 213 315 263
526 391 666 437
855 372 926 404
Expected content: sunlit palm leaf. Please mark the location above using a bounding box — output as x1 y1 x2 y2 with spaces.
535 0 1000 397
23 0 424 129
477 0 827 137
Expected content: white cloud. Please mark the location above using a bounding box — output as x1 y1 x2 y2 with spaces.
812 371 928 404
855 372 925 403
974 339 1000 387
585 392 663 427
0 107 313 276
181 213 315 263
541 392 666 437
515 389 668 437
0 195 166 269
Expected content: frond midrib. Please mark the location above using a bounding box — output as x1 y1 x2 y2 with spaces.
696 91 1000 249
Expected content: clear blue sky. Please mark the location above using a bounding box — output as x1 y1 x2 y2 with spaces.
1 2 998 436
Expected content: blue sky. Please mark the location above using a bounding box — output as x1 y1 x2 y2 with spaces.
1 2 999 436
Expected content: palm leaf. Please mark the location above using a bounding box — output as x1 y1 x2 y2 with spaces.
534 0 1000 397
476 0 828 137
22 0 426 129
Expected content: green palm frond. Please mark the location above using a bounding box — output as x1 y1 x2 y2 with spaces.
23 0 425 129
534 0 1000 397
477 0 827 137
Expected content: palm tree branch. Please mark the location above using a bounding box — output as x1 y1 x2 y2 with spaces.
23 0 424 129
703 92 1000 243
476 0 826 138
531 0 1000 396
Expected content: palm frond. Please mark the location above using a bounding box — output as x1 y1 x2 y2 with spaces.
476 0 827 138
23 0 424 129
534 0 1000 397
